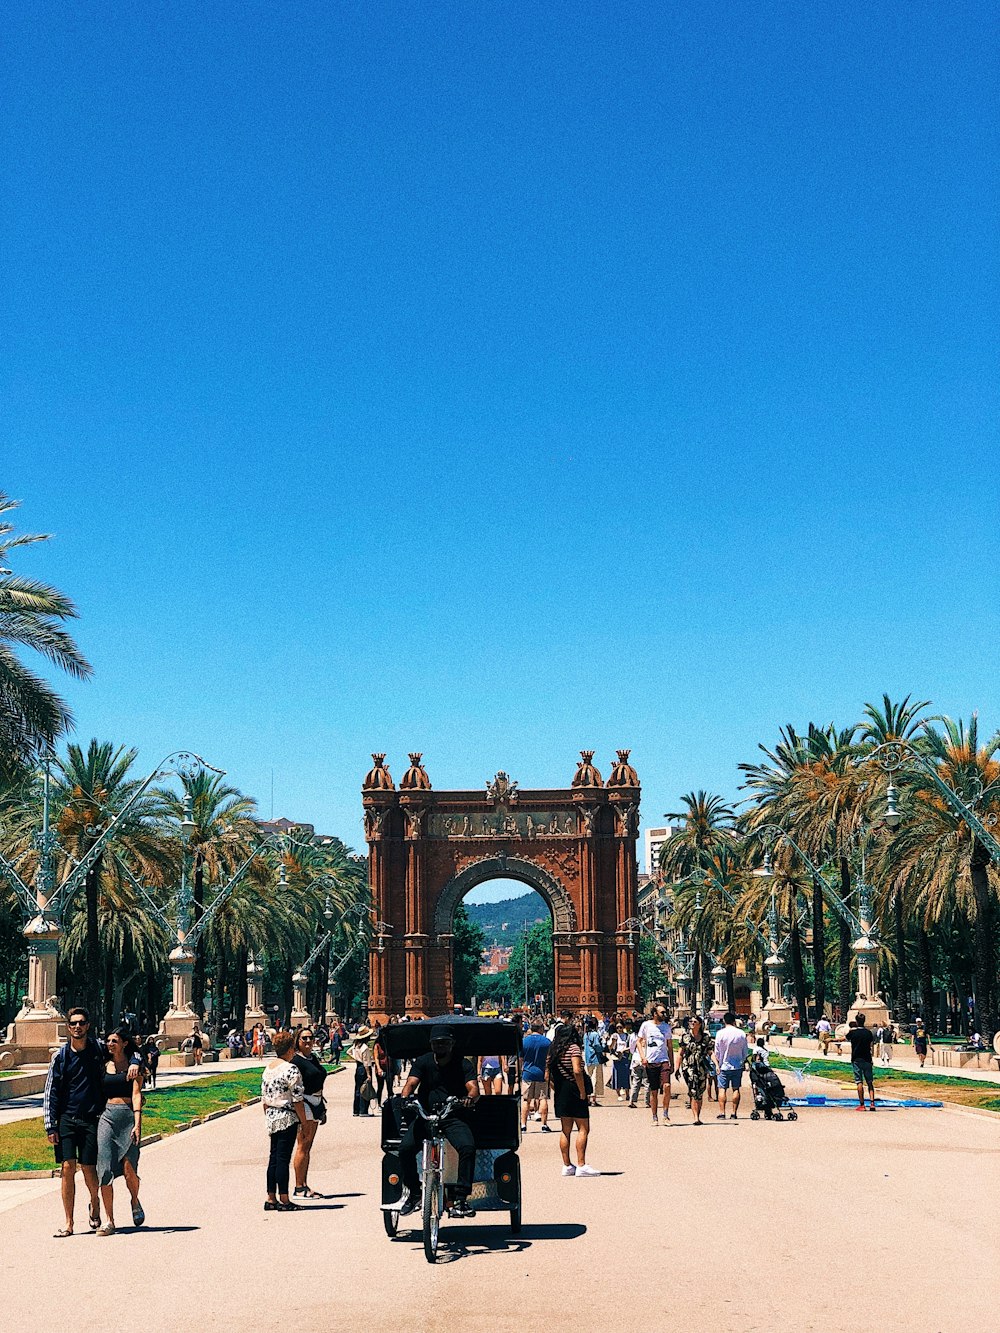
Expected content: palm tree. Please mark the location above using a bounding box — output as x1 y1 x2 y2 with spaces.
53 741 174 1019
0 494 91 780
659 791 736 881
859 693 935 1023
162 771 258 1016
886 715 1000 1036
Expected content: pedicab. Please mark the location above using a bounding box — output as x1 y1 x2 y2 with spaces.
379 1016 523 1262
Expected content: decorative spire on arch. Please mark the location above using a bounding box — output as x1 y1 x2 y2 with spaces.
571 750 603 788
607 749 639 787
363 754 395 791
400 752 432 790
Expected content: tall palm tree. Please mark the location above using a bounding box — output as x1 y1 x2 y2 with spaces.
659 791 736 881
859 693 935 1023
162 771 258 1015
886 715 1000 1036
741 723 864 1017
53 741 174 1018
0 494 91 780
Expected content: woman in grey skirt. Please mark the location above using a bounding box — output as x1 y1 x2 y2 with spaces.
96 1028 145 1235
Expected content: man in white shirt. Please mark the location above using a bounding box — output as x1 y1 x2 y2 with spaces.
714 1012 749 1121
816 1016 833 1056
636 1004 674 1126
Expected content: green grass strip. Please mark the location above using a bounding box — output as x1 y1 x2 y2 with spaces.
770 1052 996 1091
0 1067 265 1174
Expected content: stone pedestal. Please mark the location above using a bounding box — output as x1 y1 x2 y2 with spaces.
245 954 270 1033
709 965 727 1017
158 944 201 1046
291 971 312 1028
673 975 692 1019
13 916 66 1062
761 953 794 1031
847 935 890 1028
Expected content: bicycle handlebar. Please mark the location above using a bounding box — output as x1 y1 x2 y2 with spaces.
404 1095 461 1124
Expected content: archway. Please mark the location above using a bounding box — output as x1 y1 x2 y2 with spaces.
361 751 642 1018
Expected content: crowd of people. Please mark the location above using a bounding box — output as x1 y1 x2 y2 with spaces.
44 999 932 1234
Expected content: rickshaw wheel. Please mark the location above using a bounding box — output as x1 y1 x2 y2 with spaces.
510 1207 521 1235
422 1178 441 1263
383 1209 399 1237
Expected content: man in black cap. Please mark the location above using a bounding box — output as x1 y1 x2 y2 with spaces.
397 1025 479 1218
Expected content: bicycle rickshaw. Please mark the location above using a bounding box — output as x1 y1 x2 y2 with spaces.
379 1016 523 1262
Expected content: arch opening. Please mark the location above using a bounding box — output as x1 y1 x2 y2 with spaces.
433 855 577 938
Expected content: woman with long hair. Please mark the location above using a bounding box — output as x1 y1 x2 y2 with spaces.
262 1029 308 1210
546 1023 599 1177
95 1028 145 1235
291 1028 328 1198
675 1014 714 1125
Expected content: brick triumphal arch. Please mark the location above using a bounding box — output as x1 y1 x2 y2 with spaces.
362 750 641 1019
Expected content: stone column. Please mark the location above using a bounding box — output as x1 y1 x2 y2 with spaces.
710 964 727 1015
402 803 430 1015
158 944 200 1046
849 933 890 1027
612 801 640 1009
10 915 66 1062
577 933 600 1009
761 952 793 1031
674 973 692 1019
291 970 311 1028
244 953 268 1031
364 804 392 1021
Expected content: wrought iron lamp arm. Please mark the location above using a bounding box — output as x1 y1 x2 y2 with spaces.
0 850 35 916
299 904 368 974
751 823 862 936
184 831 290 950
866 740 1000 867
46 751 223 919
112 855 177 937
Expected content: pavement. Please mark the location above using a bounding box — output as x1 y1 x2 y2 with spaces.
1 1066 997 1333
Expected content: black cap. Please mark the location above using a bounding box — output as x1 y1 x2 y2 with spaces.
430 1025 455 1044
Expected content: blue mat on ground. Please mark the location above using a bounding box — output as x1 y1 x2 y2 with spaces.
787 1095 942 1108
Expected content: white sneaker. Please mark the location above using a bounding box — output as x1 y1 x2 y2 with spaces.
575 1165 601 1177
561 1165 576 1176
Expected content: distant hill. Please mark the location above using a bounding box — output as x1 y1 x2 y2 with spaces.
465 894 548 946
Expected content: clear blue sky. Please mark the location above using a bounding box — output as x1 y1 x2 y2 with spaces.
4 4 998 893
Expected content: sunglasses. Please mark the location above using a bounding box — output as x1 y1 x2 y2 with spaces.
68 1020 88 1028
300 1035 314 1042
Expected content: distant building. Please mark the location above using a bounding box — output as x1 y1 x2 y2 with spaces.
480 945 513 975
257 817 339 844
644 825 679 877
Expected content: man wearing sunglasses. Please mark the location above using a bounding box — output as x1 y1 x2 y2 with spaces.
44 1006 136 1237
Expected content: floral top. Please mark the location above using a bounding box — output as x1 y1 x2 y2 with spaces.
261 1060 304 1134
678 1031 714 1078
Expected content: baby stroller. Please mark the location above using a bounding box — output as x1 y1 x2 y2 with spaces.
748 1060 797 1121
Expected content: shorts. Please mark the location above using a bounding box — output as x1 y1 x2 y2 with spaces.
645 1063 668 1091
54 1113 100 1166
717 1068 743 1091
914 1040 928 1056
523 1080 548 1100
852 1060 874 1087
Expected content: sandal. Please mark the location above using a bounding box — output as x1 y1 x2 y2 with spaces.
95 1223 116 1237
131 1199 145 1227
53 1227 74 1238
275 1201 303 1211
88 1203 100 1231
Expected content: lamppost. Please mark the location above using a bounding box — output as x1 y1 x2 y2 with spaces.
114 825 323 1042
618 916 694 1015
292 901 370 1028
0 751 221 1064
751 823 890 1029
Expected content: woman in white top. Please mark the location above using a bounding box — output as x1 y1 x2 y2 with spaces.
261 1030 307 1211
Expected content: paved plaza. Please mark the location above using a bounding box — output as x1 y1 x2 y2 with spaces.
1 1066 996 1333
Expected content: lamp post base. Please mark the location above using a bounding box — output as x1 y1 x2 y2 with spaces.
761 1000 794 1032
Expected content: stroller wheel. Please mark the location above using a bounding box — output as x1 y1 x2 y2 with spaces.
773 1111 783 1121
787 1110 798 1121
750 1110 760 1120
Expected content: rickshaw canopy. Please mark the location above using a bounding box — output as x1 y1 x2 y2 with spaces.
379 1015 523 1062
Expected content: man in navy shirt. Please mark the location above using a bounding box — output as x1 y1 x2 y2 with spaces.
44 1006 107 1236
520 1018 552 1133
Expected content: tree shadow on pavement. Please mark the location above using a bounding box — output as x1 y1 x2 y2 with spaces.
125 1226 201 1234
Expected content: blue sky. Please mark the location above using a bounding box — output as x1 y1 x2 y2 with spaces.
4 4 998 904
